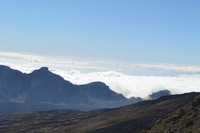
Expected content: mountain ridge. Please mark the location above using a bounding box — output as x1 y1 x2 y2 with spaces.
0 65 174 115
0 65 130 114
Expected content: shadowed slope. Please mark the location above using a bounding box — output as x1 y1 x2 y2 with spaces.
145 95 200 133
0 92 199 133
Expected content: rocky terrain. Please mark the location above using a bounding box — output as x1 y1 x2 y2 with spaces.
144 94 200 133
0 92 198 133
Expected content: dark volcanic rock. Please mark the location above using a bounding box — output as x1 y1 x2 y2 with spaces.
145 94 200 133
0 92 199 133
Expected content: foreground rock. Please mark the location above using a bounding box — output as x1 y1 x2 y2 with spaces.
0 92 199 133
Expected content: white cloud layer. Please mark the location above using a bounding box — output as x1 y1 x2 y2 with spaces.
1 51 200 98
53 70 200 98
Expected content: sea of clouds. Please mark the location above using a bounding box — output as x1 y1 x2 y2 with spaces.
1 52 200 99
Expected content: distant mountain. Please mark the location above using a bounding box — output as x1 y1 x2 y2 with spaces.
0 92 199 133
0 65 130 114
129 90 171 102
129 96 143 103
149 89 171 99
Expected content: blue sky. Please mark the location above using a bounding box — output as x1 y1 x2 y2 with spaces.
0 0 200 64
1 0 200 97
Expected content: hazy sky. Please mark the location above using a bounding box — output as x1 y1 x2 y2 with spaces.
1 0 200 64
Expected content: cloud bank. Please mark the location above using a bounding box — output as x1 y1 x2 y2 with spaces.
1 51 200 98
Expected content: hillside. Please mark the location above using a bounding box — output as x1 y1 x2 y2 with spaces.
145 94 200 133
0 92 199 133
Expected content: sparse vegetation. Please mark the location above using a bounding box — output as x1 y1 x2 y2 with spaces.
145 95 200 133
192 96 200 107
185 120 194 127
0 92 199 133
